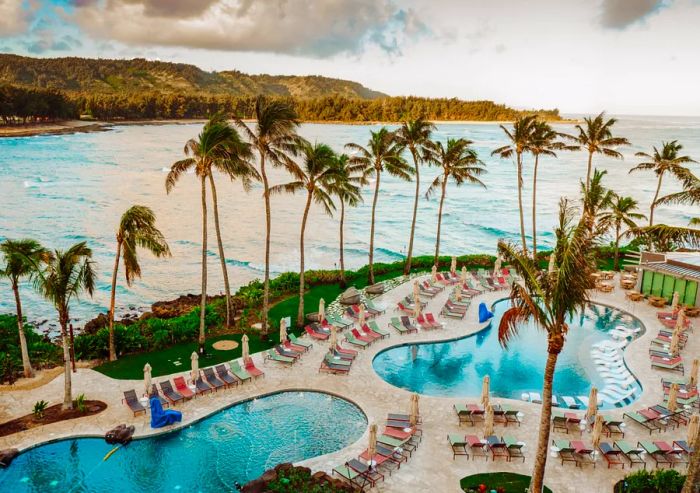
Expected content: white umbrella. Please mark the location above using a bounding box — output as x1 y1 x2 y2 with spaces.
688 414 699 447
143 362 152 396
410 393 420 426
585 387 598 420
672 291 680 310
413 280 420 300
359 304 366 327
280 318 288 343
461 266 468 283
190 351 199 383
676 309 686 332
431 265 437 282
241 334 250 361
484 404 494 437
690 358 699 387
450 256 457 275
329 325 337 349
455 284 462 301
368 423 378 462
481 375 490 407
319 298 326 322
667 383 679 412
670 326 682 356
494 255 501 276
413 290 422 318
591 414 604 448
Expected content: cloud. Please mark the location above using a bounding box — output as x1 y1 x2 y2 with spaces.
68 0 428 57
0 0 34 36
599 0 669 28
23 32 83 54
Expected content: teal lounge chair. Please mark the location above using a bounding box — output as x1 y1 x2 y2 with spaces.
389 317 409 334
448 434 469 460
503 436 525 462
345 332 368 348
229 360 252 382
368 320 390 338
289 333 313 349
265 349 295 365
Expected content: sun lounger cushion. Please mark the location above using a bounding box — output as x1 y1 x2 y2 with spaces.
149 396 182 428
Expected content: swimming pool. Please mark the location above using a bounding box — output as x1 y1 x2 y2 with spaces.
372 300 643 408
0 391 367 492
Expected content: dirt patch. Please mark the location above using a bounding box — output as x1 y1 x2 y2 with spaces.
212 340 239 351
0 400 107 438
0 367 64 391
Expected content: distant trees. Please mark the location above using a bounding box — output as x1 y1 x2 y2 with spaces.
0 85 77 124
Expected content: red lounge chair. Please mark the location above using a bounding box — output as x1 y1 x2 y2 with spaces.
497 276 509 288
361 324 382 340
305 325 329 340
425 313 442 329
416 314 431 330
244 357 265 378
435 273 451 285
660 317 691 329
284 340 308 353
351 328 373 343
173 376 195 399
335 344 358 357
384 426 412 440
397 302 414 314
345 307 360 320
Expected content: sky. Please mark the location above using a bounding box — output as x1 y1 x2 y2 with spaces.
1 0 699 116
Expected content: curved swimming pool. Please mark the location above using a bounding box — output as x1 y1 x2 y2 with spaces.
0 391 367 492
373 300 643 408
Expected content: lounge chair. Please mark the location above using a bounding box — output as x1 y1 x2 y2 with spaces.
419 284 438 298
637 441 672 468
623 411 662 434
203 367 226 390
396 302 415 315
289 333 313 349
334 344 358 358
368 320 390 338
598 442 625 469
359 324 382 341
326 313 353 330
454 404 485 426
389 317 410 334
672 440 693 465
654 440 687 467
283 340 308 354
122 389 147 416
425 313 443 328
416 314 431 330
275 344 301 359
215 364 238 387
442 302 465 319
376 433 415 455
486 435 509 461
448 434 469 460
229 360 252 382
160 380 185 404
351 328 373 344
561 396 580 409
320 354 351 375
400 316 418 333
345 332 368 348
650 355 684 373
305 325 329 340
264 348 296 364
552 439 578 466
148 384 169 408
332 463 373 491
194 376 213 396
614 440 647 469
244 357 265 377
173 377 195 399
366 300 386 315
346 459 384 487
466 435 488 460
602 418 625 437
503 436 525 462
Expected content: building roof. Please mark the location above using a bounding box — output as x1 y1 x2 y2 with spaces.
643 261 700 281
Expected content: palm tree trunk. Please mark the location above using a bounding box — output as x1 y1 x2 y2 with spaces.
650 174 663 227
585 151 593 190
532 154 539 258
368 169 381 285
60 311 72 410
297 190 314 326
517 153 528 254
199 175 207 352
529 349 559 493
434 177 447 265
339 201 346 288
260 152 271 337
208 174 232 328
12 282 33 378
682 426 700 493
108 240 121 362
614 224 621 271
404 148 420 276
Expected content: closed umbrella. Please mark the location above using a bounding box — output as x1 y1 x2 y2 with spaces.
241 334 250 361
494 255 501 276
280 317 288 343
143 362 152 396
591 414 604 448
672 291 680 310
450 256 457 275
190 351 199 383
461 266 468 283
413 289 422 318
455 284 463 302
413 280 420 300
319 298 325 323
359 304 366 327
410 393 419 426
670 326 681 356
667 383 679 412
431 265 437 282
548 251 556 274
585 387 598 420
484 404 494 437
329 325 337 349
368 423 378 464
690 358 699 387
676 309 686 331
481 375 490 407
688 414 699 447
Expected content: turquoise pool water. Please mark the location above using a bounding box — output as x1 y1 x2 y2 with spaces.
0 391 366 492
372 300 643 407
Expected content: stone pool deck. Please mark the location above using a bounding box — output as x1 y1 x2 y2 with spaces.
0 272 697 492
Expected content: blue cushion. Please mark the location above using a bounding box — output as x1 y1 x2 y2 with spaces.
150 397 182 428
478 302 494 323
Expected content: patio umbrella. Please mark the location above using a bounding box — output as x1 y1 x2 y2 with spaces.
413 289 422 318
688 414 699 447
481 375 490 407
690 358 699 387
672 291 680 310
493 255 501 276
413 280 420 300
319 298 325 323
676 309 686 331
455 284 462 301
280 317 288 343
242 334 250 361
548 251 556 274
450 256 457 275
431 265 437 282
190 351 199 383
484 404 494 437
461 266 467 283
143 362 152 395
359 304 366 327
410 393 419 426
585 387 598 420
667 383 679 412
670 326 682 356
329 325 337 349
368 423 378 464
591 414 604 448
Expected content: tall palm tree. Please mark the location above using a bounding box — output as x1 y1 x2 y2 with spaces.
108 205 171 361
166 116 256 351
346 128 412 284
327 153 363 287
492 115 537 253
498 198 596 493
394 117 436 275
629 140 697 226
0 239 51 378
598 195 646 270
233 97 299 337
32 242 95 410
568 111 630 190
424 138 486 263
271 141 340 326
581 168 614 237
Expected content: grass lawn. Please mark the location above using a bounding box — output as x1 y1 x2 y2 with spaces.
460 472 552 493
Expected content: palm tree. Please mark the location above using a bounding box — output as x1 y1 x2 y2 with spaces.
108 205 171 361
497 199 596 493
424 138 486 263
394 117 436 275
233 97 299 336
327 153 363 288
0 239 51 378
167 116 256 351
568 111 630 190
33 242 95 410
346 128 412 284
598 195 646 270
629 140 697 226
271 141 340 326
492 115 537 253
581 168 614 237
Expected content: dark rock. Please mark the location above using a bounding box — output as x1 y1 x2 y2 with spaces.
260 469 277 483
83 312 109 335
339 287 361 305
366 283 385 295
151 294 222 319
0 448 18 468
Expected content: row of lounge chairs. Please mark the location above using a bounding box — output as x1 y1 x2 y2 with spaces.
624 404 691 434
597 440 693 470
264 339 312 365
453 403 522 427
320 345 359 374
448 434 525 462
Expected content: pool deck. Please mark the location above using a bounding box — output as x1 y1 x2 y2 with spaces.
0 272 696 492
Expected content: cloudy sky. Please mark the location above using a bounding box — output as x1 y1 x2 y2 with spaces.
1 0 699 116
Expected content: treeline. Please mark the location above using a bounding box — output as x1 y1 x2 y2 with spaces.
0 85 78 124
73 92 562 122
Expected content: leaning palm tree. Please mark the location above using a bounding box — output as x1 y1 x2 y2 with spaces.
346 128 412 284
0 239 51 378
629 140 697 226
394 117 436 275
33 242 95 410
271 141 340 326
568 111 630 190
107 205 171 361
327 153 363 287
498 198 596 493
167 116 256 351
233 97 299 336
424 138 486 263
598 195 646 270
492 115 537 253
581 168 614 237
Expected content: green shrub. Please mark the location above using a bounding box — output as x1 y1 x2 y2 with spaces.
615 469 685 493
33 400 48 419
0 314 62 380
74 393 87 413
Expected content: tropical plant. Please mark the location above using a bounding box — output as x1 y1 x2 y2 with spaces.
581 169 614 237
629 140 697 226
424 138 486 263
394 117 436 275
0 239 51 378
33 400 48 419
166 115 256 349
327 153 363 287
497 198 596 493
74 393 87 413
107 205 170 361
346 128 412 284
32 242 95 410
598 195 646 270
492 115 537 253
233 96 299 336
567 111 630 190
271 141 340 326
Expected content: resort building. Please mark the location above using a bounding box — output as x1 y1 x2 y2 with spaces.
636 251 700 306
